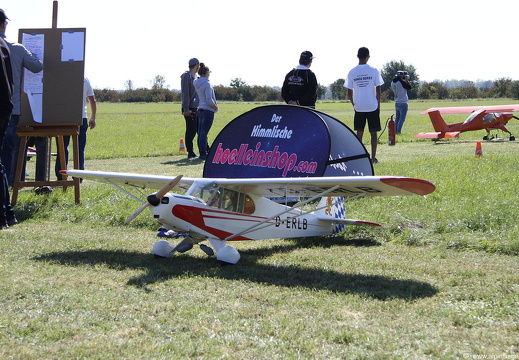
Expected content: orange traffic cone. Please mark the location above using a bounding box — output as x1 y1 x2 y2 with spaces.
475 141 483 157
179 138 186 152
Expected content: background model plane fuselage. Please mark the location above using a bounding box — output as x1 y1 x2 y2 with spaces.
415 105 519 140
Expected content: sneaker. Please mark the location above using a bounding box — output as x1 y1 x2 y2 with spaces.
35 186 53 195
7 217 18 226
187 152 198 159
372 158 379 164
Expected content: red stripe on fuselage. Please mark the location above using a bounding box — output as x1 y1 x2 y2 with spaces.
172 205 268 240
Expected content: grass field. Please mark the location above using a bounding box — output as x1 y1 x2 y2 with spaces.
1 100 518 359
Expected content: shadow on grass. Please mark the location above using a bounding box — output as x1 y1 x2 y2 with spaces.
161 158 205 167
33 236 437 301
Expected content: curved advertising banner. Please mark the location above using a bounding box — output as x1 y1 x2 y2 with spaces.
203 105 373 178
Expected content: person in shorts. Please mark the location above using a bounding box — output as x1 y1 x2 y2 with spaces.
345 47 383 164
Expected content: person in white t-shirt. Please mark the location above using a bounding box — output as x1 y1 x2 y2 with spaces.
345 47 383 164
55 77 97 178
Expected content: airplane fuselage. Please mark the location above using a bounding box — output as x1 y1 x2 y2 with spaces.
150 193 337 241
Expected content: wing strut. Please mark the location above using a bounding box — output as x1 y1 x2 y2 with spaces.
104 178 146 204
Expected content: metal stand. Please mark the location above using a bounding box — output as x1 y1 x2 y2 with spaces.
11 123 81 205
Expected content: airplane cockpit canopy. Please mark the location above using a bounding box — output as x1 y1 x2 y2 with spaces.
186 180 255 214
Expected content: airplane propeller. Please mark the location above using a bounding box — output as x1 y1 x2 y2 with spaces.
125 175 183 224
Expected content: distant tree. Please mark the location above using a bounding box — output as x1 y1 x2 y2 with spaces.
151 75 167 90
124 79 134 91
230 78 247 88
418 81 449 99
489 77 512 98
380 60 419 99
449 82 479 99
509 81 519 99
330 78 347 100
214 85 238 101
94 88 120 102
317 84 327 99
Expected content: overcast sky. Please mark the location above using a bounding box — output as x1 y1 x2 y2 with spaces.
5 0 519 90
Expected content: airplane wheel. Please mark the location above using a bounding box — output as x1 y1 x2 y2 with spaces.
510 135 515 141
483 135 489 141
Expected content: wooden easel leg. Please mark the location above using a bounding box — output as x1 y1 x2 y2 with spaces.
57 135 68 190
11 136 28 206
72 134 80 204
43 137 51 181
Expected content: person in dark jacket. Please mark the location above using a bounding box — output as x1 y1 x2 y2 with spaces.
0 20 17 229
281 51 318 108
180 58 200 159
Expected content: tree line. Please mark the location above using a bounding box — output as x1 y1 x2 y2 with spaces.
94 63 519 103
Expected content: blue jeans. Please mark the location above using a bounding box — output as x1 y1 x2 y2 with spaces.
55 118 88 180
395 102 408 134
197 109 214 159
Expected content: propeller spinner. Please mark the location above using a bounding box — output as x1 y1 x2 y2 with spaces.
125 175 183 224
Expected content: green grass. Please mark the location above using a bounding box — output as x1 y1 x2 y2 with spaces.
1 100 519 359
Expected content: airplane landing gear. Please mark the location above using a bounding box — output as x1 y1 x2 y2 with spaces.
510 135 515 141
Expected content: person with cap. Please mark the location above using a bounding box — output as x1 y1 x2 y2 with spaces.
0 9 44 187
180 58 200 159
391 70 412 134
0 21 16 228
193 63 218 161
345 47 383 164
281 51 318 108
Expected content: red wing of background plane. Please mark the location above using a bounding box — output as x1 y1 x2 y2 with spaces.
421 105 519 115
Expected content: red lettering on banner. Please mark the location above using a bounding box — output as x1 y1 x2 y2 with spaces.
211 142 318 177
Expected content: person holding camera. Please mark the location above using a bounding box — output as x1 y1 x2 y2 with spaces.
391 70 412 134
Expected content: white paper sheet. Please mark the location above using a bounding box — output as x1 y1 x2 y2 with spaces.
61 32 85 62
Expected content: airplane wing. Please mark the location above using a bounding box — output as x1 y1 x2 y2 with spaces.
421 104 519 115
414 132 460 139
62 170 197 192
209 176 435 197
63 170 435 198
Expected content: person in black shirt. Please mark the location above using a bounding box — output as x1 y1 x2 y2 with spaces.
281 51 318 108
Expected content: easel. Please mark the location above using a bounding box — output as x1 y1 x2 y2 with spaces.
11 124 80 205
11 1 85 206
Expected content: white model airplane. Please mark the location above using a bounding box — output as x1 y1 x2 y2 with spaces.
62 169 435 264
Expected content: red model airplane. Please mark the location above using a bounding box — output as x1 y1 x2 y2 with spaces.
415 104 519 141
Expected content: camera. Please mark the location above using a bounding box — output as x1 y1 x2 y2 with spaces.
396 70 408 79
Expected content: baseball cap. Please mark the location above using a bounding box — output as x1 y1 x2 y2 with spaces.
189 58 199 67
0 9 9 23
300 51 314 61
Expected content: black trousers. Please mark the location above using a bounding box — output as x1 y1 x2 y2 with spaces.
183 108 198 155
0 112 15 222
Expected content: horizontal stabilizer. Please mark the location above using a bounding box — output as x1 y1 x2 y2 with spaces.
316 215 381 226
415 132 460 139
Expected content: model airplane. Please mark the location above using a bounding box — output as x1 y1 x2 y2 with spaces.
62 169 435 264
415 104 519 141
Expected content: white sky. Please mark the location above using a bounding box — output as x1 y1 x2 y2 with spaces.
5 0 519 90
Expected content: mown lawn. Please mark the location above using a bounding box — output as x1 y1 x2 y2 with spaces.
1 100 518 359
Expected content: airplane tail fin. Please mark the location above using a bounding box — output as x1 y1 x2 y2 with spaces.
316 196 346 234
428 110 449 133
